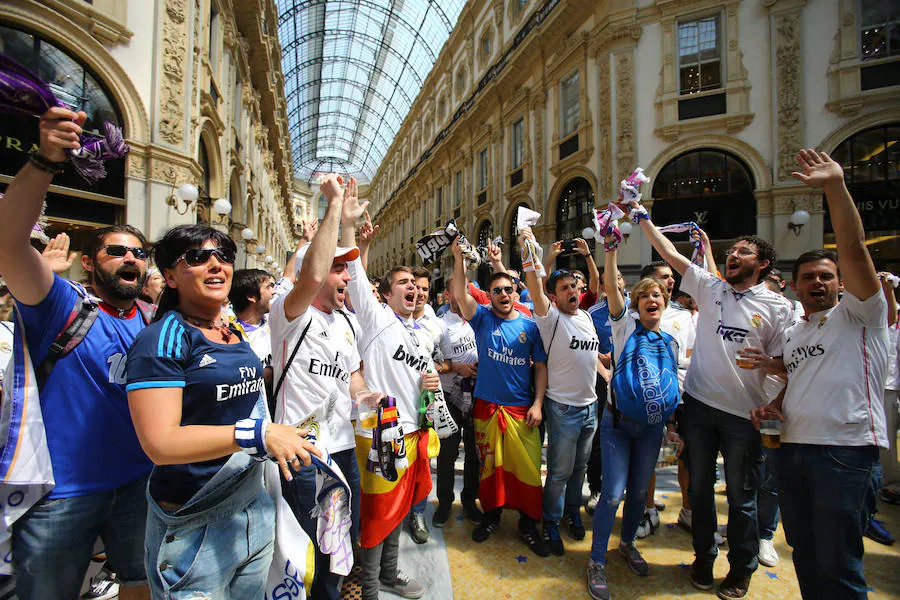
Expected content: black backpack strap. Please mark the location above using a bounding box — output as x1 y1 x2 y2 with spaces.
35 292 99 391
335 309 357 341
272 319 312 402
545 314 561 355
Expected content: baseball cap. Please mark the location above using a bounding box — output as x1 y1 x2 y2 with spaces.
294 243 360 277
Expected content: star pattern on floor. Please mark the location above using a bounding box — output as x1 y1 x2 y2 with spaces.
515 554 527 563
765 570 779 580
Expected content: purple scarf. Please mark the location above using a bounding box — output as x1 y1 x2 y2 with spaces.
0 54 129 184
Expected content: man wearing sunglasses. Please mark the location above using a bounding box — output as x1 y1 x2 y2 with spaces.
0 108 153 599
520 230 601 558
450 238 550 557
632 199 793 598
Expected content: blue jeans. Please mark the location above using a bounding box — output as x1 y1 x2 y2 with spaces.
543 398 597 523
145 463 274 599
12 475 148 600
777 443 877 599
282 448 361 600
758 447 779 540
680 394 762 577
590 411 663 563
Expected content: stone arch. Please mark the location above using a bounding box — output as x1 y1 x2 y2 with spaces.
546 166 598 218
0 5 150 142
818 106 900 155
644 135 772 194
198 120 225 199
229 171 244 225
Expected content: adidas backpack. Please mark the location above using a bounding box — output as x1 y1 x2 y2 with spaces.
610 320 680 426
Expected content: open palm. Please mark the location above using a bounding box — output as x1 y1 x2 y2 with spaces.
342 176 369 223
41 233 76 274
791 149 844 189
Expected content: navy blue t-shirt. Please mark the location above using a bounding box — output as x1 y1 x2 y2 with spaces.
126 311 265 505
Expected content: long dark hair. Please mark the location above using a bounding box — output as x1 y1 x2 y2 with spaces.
152 224 237 322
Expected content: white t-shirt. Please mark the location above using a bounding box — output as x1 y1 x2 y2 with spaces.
885 323 899 391
347 258 439 434
660 304 695 392
237 317 272 368
269 298 361 452
781 291 889 448
417 310 447 360
438 310 478 403
534 305 599 407
680 264 794 419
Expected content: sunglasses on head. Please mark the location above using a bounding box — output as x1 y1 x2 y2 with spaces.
101 244 149 260
175 247 236 267
491 285 515 296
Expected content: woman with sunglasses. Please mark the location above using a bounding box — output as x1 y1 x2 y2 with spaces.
125 224 319 599
586 237 682 600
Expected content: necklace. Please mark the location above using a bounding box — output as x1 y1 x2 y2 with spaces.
178 310 234 343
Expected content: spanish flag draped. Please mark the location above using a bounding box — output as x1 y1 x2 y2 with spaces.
355 428 439 548
473 399 543 521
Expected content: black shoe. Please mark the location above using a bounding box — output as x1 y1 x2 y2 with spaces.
472 512 501 543
432 502 451 528
717 572 750 599
543 520 565 556
462 501 484 525
518 518 550 557
690 559 715 590
562 510 586 540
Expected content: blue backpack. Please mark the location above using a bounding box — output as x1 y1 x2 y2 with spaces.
610 320 680 426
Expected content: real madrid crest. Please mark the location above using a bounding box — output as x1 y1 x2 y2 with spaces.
673 321 681 331
750 314 763 328
346 330 353 345
518 331 527 344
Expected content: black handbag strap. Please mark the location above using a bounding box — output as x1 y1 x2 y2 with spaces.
272 319 312 402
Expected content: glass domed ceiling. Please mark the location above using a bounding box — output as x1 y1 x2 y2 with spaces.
277 0 466 184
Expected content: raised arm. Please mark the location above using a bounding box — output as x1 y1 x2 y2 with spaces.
633 206 691 277
283 220 319 283
357 207 379 271
451 239 478 321
486 242 507 274
0 107 86 305
879 273 898 326
340 176 368 249
580 238 601 296
280 175 344 320
543 241 562 278
519 228 551 317
603 242 626 318
694 227 718 276
792 150 879 300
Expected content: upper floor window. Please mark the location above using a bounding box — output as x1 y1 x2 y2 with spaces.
477 148 489 191
480 31 493 64
860 0 900 61
511 118 524 169
436 186 443 220
454 170 463 206
678 15 721 95
456 68 467 98
560 72 580 138
438 97 447 120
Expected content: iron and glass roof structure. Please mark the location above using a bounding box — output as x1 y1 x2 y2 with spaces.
276 0 466 184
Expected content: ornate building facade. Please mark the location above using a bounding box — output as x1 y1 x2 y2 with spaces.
0 0 302 276
364 0 900 287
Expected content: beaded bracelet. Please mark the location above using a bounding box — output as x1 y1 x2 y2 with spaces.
235 418 269 460
27 149 67 176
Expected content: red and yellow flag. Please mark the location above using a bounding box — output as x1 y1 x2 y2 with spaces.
473 400 543 521
355 428 439 548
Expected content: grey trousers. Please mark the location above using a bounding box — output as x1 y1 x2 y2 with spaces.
359 521 402 599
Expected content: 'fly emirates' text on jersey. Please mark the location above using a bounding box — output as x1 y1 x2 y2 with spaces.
347 258 439 434
269 297 361 453
535 305 599 407
781 290 889 448
468 304 546 407
680 264 793 419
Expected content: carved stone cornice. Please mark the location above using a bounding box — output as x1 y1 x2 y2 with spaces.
158 0 188 147
38 0 133 46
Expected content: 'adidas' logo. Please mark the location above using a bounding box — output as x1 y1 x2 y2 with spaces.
319 330 329 338
199 354 217 368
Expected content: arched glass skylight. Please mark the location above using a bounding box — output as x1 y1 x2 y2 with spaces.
276 0 466 184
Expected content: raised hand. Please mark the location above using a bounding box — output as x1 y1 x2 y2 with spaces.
299 218 319 244
41 232 76 274
487 242 502 263
791 149 844 189
358 210 380 243
548 240 562 259
39 107 87 162
320 174 344 201
450 237 464 259
342 176 369 223
575 237 591 256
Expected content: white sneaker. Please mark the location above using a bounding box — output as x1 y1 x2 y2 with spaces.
82 571 119 600
678 507 692 530
758 538 779 567
647 508 660 529
635 509 657 539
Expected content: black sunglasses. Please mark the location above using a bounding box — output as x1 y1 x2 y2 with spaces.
491 285 515 296
101 244 149 260
175 247 236 267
